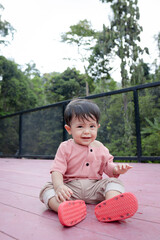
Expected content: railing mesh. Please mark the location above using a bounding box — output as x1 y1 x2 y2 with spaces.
0 82 160 162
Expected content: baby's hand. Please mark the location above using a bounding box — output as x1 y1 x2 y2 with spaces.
55 184 73 203
113 163 133 175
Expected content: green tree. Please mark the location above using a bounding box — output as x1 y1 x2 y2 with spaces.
24 62 47 106
139 87 160 157
61 19 96 49
151 32 160 82
43 68 86 103
100 0 148 87
0 4 15 46
61 19 96 95
0 56 37 115
130 59 151 85
87 25 117 92
95 0 150 156
24 61 40 79
94 93 137 157
154 32 160 60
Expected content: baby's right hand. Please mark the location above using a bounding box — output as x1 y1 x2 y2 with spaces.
55 184 73 203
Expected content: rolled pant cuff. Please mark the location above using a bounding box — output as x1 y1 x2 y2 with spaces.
42 189 55 208
105 182 125 194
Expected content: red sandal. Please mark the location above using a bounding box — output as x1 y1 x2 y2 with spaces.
95 192 138 222
58 200 87 227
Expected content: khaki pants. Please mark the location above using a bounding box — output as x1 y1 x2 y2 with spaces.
39 178 125 208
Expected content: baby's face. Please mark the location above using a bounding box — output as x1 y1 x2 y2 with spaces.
65 116 100 146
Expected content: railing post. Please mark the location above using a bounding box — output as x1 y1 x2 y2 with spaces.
18 114 22 158
62 102 68 141
133 90 142 162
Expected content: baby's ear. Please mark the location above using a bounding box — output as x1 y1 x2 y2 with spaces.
65 125 72 135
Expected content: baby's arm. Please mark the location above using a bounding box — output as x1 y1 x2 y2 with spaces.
113 163 133 175
51 171 73 203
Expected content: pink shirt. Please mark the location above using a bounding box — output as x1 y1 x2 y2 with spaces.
50 139 118 182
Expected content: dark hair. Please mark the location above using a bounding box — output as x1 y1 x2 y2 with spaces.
64 99 100 126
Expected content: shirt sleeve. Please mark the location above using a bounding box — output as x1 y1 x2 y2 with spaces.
103 147 119 178
50 142 68 175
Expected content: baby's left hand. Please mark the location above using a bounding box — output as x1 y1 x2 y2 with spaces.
113 163 133 175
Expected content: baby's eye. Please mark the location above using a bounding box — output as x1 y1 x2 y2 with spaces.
90 125 95 128
77 125 83 128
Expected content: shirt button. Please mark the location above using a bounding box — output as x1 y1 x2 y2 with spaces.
90 149 93 152
86 163 89 166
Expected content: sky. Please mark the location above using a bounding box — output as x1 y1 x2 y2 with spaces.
0 0 160 82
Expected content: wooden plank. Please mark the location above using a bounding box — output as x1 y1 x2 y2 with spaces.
86 204 160 224
0 158 160 240
76 204 160 240
0 188 53 219
0 180 47 198
0 158 51 175
0 204 117 240
78 217 160 240
0 180 40 198
0 186 160 224
0 232 16 240
0 188 160 240
1 202 159 240
0 171 50 188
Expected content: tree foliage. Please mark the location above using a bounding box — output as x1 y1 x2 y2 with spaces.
130 59 151 85
0 57 43 115
0 56 87 116
99 0 149 87
0 1 160 160
61 19 97 95
0 4 15 46
139 88 160 157
88 25 113 81
43 68 86 103
61 19 96 48
151 32 160 82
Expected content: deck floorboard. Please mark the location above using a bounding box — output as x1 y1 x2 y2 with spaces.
0 158 159 240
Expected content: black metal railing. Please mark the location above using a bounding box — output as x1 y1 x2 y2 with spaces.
0 81 160 162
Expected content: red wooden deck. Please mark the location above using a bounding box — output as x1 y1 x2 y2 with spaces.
0 158 160 240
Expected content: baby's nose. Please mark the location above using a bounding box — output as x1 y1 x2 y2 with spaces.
84 128 90 133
